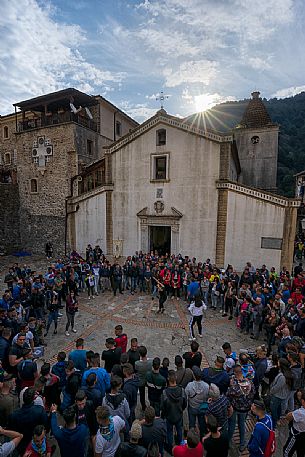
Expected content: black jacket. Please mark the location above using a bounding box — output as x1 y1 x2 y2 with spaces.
0 336 10 370
9 403 48 454
123 376 139 409
161 385 187 424
75 400 98 436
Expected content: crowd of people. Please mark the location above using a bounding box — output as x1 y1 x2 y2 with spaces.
0 247 305 457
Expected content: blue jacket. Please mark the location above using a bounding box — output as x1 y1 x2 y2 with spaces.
187 282 200 297
51 413 89 457
82 367 110 397
248 414 273 457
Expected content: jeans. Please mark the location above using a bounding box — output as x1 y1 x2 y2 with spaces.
189 315 202 338
166 418 183 449
46 310 58 332
188 406 206 438
66 312 75 331
211 293 219 308
228 410 248 447
94 275 99 294
270 395 285 428
130 277 137 292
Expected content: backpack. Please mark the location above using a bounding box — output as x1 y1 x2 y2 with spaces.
258 421 276 457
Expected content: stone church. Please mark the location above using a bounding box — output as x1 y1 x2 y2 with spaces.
0 89 300 271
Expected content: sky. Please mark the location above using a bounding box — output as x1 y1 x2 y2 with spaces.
1 0 305 122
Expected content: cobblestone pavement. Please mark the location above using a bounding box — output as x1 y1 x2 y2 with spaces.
0 255 288 456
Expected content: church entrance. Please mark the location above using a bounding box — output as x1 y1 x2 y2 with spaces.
149 225 171 255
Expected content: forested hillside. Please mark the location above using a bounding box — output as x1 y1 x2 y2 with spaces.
187 92 305 196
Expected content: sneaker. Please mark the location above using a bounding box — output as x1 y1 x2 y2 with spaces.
92 295 95 299
53 330 57 335
72 329 77 333
198 334 203 338
189 337 194 341
171 296 174 300
65 331 70 336
58 312 63 317
219 309 223 313
88 296 91 300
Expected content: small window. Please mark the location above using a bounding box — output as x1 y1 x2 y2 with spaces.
156 129 166 146
87 139 93 156
3 126 9 139
116 121 122 137
30 179 38 193
155 156 167 180
4 152 11 165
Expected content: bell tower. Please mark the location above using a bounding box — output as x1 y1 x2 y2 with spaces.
234 91 279 192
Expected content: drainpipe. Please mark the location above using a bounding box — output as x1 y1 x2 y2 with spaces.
113 111 116 141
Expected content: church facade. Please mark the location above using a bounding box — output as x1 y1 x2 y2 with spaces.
67 92 300 271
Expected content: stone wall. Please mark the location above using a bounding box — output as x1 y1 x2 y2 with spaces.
0 184 20 254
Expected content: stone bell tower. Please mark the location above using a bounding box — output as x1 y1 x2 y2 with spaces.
234 91 279 192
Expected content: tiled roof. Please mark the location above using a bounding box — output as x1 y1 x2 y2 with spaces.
239 91 274 128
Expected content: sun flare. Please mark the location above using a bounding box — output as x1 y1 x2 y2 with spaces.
194 93 216 112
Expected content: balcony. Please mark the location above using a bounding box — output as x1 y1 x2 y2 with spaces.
17 111 97 133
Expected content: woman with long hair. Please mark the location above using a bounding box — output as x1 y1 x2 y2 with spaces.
65 290 78 336
270 358 293 427
188 296 207 341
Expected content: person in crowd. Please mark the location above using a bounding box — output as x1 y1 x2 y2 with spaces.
174 355 194 388
188 296 206 340
161 370 187 451
140 406 167 455
95 405 125 457
146 357 166 416
8 387 48 455
202 355 230 394
185 366 209 438
284 388 305 457
102 337 122 373
114 325 128 353
227 364 255 452
135 345 152 411
127 337 140 369
65 290 78 336
69 338 87 374
206 383 232 434
202 414 229 457
182 341 202 369
102 375 130 429
50 404 89 457
0 426 23 457
119 420 147 457
82 352 110 398
247 400 273 457
173 429 203 457
122 363 139 423
23 425 52 457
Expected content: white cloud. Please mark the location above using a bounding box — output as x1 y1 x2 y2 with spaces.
248 57 272 70
182 89 236 111
0 0 125 114
272 85 305 98
119 101 157 122
164 60 218 87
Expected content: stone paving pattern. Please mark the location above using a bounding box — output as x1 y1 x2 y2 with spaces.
0 255 288 456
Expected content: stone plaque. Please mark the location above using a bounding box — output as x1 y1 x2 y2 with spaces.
261 237 282 250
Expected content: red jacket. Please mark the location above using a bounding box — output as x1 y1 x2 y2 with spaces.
115 334 128 353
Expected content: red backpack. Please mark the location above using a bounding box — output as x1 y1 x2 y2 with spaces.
259 421 276 457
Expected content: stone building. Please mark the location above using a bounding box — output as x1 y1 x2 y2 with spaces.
0 88 138 254
67 92 299 271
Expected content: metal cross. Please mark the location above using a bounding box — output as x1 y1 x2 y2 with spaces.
156 90 169 110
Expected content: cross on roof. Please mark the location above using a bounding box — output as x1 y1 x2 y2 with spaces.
156 90 169 110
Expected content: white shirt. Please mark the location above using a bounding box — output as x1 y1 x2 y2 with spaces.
95 416 125 457
292 406 305 432
188 301 206 317
13 331 33 346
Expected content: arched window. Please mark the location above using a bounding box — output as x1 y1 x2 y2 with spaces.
30 178 38 193
3 126 9 139
4 152 11 165
156 129 166 146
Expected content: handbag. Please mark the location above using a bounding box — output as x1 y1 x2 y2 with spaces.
199 401 209 414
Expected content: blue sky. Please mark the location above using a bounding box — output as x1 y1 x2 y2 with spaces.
1 0 305 121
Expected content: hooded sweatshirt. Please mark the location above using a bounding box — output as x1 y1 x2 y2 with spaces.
185 380 209 409
161 385 187 424
102 392 130 422
51 413 89 457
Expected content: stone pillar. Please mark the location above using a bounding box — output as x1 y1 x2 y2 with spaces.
219 143 230 180
140 221 149 252
171 224 180 253
105 154 112 184
281 205 298 272
106 191 113 255
215 188 228 266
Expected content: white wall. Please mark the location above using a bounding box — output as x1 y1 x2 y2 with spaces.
75 192 106 254
225 191 285 271
111 123 221 260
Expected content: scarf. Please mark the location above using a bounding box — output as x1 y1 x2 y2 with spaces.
31 437 47 456
100 416 115 441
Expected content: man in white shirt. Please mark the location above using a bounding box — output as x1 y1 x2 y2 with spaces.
95 405 125 457
0 427 23 457
284 389 305 457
